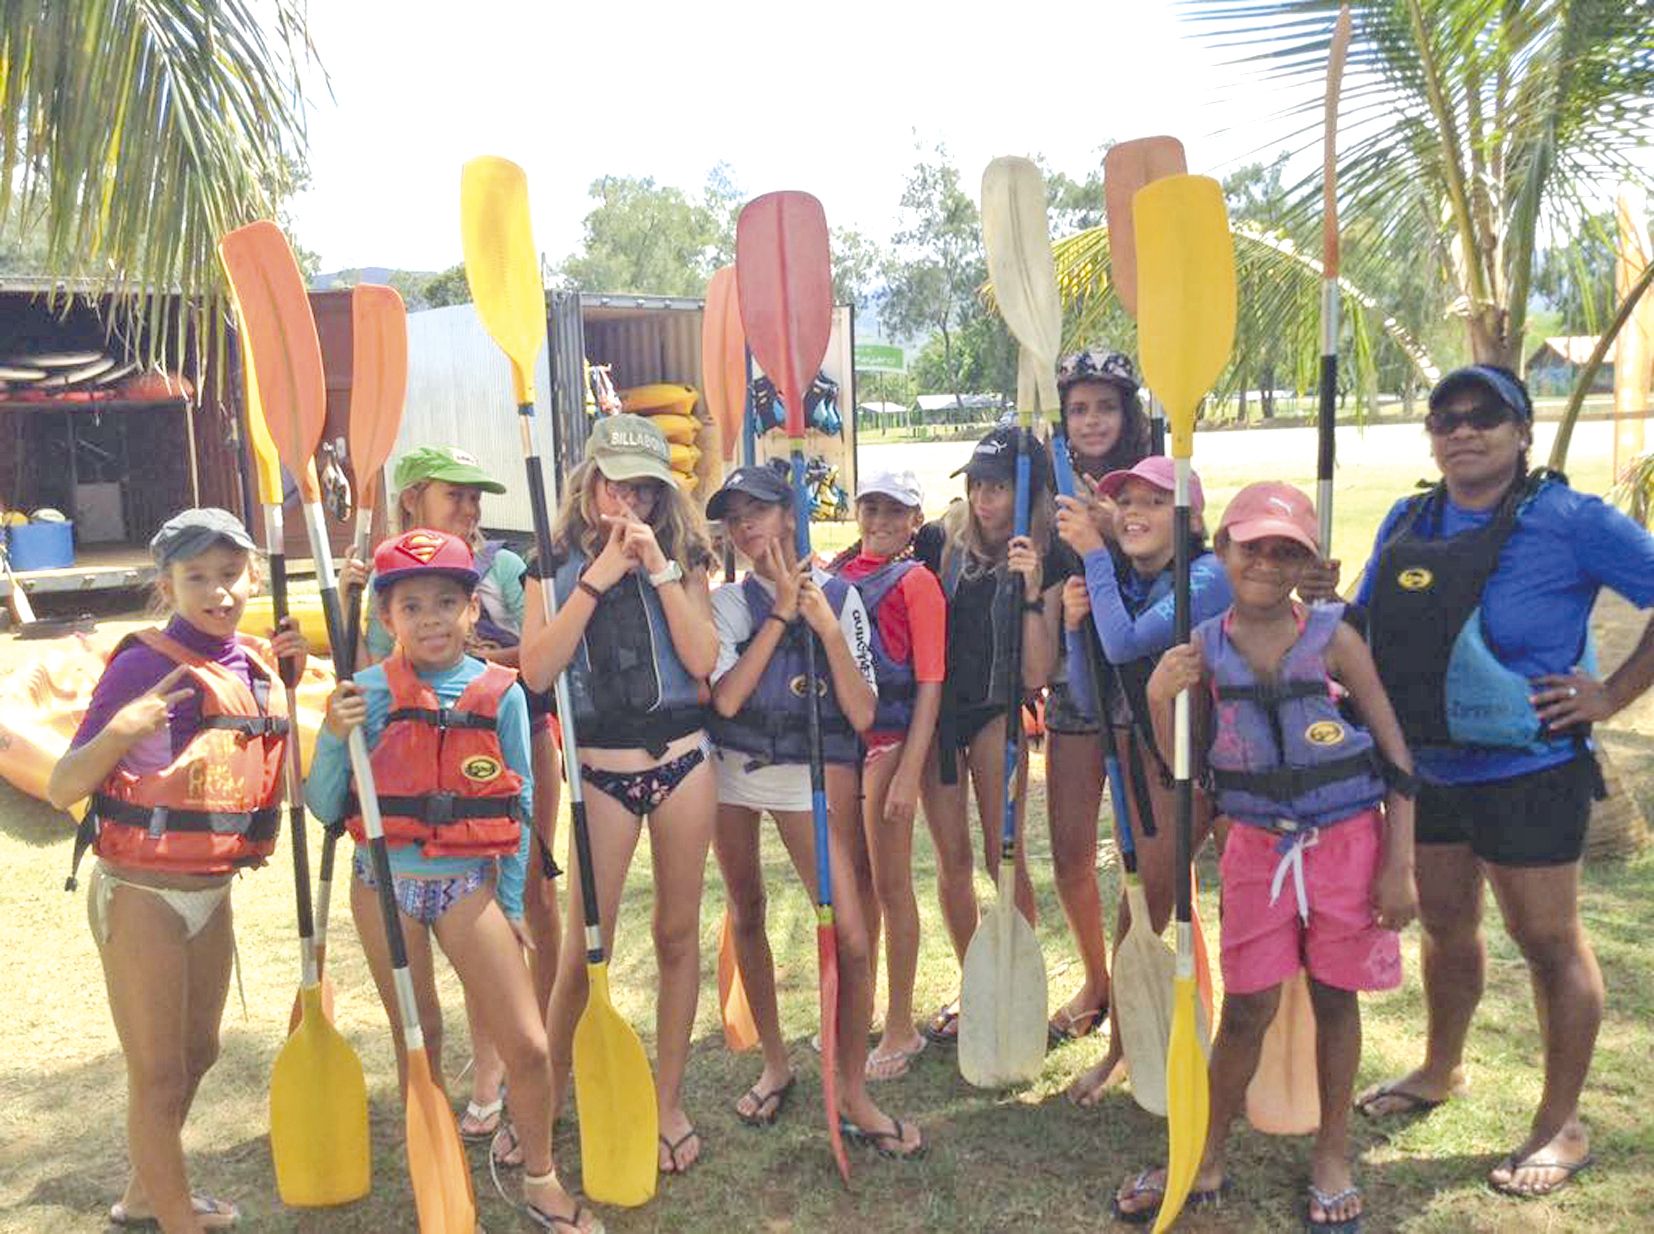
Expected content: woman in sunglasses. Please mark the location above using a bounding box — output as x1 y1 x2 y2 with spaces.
1305 365 1654 1199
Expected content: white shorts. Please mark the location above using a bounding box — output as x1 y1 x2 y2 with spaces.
713 747 812 813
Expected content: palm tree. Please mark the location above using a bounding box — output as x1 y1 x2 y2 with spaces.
1 0 316 357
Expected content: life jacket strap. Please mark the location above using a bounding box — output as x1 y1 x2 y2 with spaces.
89 795 281 838
1214 679 1327 706
200 714 291 738
1211 750 1379 804
384 706 496 731
363 792 524 826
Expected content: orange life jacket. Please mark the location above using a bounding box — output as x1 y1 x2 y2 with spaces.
346 652 524 858
80 628 288 879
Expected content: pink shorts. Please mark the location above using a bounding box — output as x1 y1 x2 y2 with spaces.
1218 808 1401 995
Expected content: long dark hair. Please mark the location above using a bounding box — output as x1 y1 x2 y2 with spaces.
1061 379 1152 476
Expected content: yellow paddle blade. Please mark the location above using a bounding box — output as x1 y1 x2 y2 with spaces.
1133 175 1236 458
1154 975 1211 1234
241 342 283 509
981 156 1063 418
573 962 658 1207
958 870 1048 1088
460 156 545 405
1113 878 1176 1116
404 1047 476 1233
1247 969 1322 1134
269 985 370 1207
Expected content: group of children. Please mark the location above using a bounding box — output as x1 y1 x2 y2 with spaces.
61 349 1424 1234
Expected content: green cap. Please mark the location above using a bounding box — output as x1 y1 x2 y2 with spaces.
392 445 507 494
586 414 676 485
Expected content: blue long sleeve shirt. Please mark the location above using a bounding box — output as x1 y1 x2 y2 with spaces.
306 655 534 918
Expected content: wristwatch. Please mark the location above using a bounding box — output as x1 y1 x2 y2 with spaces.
648 560 684 588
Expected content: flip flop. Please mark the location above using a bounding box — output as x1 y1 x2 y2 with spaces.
459 1090 505 1141
1488 1151 1595 1198
866 1037 926 1081
1110 1168 1231 1225
658 1126 702 1175
838 1115 927 1161
491 1121 524 1169
735 1076 796 1128
1049 1000 1108 1043
1354 1081 1447 1119
921 1000 960 1046
1306 1183 1363 1234
109 1194 239 1229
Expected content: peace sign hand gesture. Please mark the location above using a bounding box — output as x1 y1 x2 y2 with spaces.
108 666 194 745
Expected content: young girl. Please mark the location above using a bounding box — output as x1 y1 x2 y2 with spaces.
1056 456 1232 1105
708 462 924 1158
1111 483 1417 1233
50 508 305 1233
918 426 1062 1045
518 414 719 1176
1043 349 1154 1042
344 444 559 1147
826 470 946 1080
310 529 595 1233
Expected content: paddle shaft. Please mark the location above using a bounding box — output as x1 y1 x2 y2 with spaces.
1172 462 1194 937
999 430 1032 859
1318 5 1352 551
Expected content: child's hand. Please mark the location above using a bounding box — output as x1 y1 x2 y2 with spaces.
337 547 371 595
1147 641 1203 705
1081 474 1117 540
269 615 308 673
1055 493 1105 556
1371 853 1418 933
584 519 634 592
324 681 367 739
884 766 920 827
797 571 836 637
109 666 194 744
1007 534 1043 600
609 514 668 576
1297 558 1342 603
767 547 802 621
1062 576 1091 632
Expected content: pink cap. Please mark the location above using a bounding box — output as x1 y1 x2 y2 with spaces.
1217 481 1320 555
1095 455 1205 515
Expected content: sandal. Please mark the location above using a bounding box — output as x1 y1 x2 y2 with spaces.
658 1127 702 1175
1488 1150 1595 1198
1049 1000 1107 1043
523 1169 604 1232
1110 1168 1230 1225
735 1076 796 1128
459 1089 505 1141
866 1037 926 1081
1306 1184 1363 1234
491 1121 525 1169
109 1194 239 1229
839 1115 926 1161
1354 1080 1448 1119
921 1000 961 1046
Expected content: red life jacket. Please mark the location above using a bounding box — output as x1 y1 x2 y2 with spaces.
347 652 524 858
85 628 288 877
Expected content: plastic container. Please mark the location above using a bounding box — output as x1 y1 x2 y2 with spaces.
7 520 75 571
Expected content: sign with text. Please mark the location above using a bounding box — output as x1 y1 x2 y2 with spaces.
854 342 905 372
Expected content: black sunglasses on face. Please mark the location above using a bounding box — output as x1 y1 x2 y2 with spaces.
1426 402 1512 435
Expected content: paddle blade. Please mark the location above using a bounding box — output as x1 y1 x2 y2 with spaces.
1154 975 1211 1234
349 285 409 512
735 192 832 434
1113 879 1177 1116
404 1046 476 1232
718 909 759 1052
573 963 659 1207
269 985 370 1207
1134 175 1236 457
1191 870 1215 1036
817 921 850 1183
958 890 1048 1088
242 345 283 509
287 974 336 1035
460 156 545 404
703 266 748 460
220 221 327 499
981 157 1062 414
1104 136 1187 318
1246 969 1322 1134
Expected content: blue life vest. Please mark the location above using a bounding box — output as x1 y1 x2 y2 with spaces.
550 549 704 749
1195 603 1386 829
837 557 919 733
709 574 859 767
473 540 521 651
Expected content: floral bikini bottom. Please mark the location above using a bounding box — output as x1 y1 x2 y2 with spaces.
581 742 709 818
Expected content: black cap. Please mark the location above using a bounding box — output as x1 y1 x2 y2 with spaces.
950 426 1051 491
149 507 257 567
706 462 794 521
1429 365 1533 422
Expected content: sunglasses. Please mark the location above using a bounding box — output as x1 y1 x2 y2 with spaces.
1425 402 1512 435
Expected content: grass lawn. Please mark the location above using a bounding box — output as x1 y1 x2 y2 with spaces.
1 452 1649 1233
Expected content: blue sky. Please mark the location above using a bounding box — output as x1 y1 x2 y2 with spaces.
287 0 1295 274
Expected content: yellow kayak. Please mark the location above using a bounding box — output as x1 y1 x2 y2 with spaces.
646 413 701 446
669 442 702 472
240 590 335 655
673 470 698 493
620 383 699 416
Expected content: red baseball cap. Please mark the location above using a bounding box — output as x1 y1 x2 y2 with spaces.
1217 482 1320 555
372 528 480 591
1095 456 1205 515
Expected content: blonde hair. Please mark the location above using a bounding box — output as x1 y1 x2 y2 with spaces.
939 478 1053 583
146 547 265 619
395 480 490 551
552 458 712 572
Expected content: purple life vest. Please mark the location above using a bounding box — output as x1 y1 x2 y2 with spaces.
1195 603 1385 830
708 574 859 767
836 557 918 733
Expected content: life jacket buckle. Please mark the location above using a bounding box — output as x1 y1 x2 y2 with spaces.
1272 817 1301 834
147 806 168 839
424 792 457 825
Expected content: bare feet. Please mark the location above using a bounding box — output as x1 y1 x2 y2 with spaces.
1354 1066 1467 1118
1488 1120 1594 1197
1066 1044 1125 1107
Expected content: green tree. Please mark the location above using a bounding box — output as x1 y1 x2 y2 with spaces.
559 169 740 297
421 263 472 309
1 1 315 359
1532 211 1616 335
830 227 883 312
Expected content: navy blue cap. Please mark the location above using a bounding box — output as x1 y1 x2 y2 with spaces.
1430 365 1533 422
950 425 1052 491
706 463 794 521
